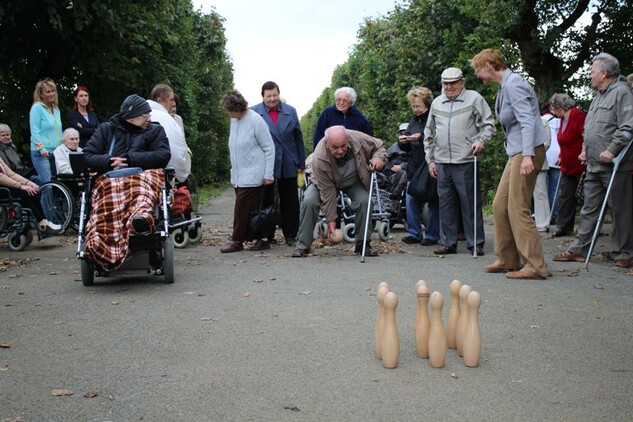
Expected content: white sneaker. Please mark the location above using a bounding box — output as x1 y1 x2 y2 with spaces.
47 222 62 230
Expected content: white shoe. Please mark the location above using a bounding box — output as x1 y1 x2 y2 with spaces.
47 222 62 230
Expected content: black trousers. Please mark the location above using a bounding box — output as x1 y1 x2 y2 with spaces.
262 177 300 240
231 186 264 242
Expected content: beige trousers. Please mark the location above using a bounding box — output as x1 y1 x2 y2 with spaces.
492 146 548 277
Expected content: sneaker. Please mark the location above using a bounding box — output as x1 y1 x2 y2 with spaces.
43 226 62 236
47 221 62 230
401 235 421 244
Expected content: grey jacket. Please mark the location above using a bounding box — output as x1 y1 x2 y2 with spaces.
424 88 496 164
495 70 547 156
583 75 633 173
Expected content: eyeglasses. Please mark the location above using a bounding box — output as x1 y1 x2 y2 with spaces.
141 113 151 118
335 98 350 104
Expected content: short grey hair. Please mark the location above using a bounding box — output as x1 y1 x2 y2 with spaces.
549 93 576 111
62 128 79 142
334 87 357 105
0 123 10 134
592 52 620 78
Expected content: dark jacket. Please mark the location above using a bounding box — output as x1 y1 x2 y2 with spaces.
0 142 31 177
251 102 306 179
84 114 171 174
313 105 373 149
67 110 100 148
400 111 429 180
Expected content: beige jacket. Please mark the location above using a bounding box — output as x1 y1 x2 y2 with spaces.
0 157 29 189
311 129 387 222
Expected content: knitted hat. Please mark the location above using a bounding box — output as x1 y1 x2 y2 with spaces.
397 123 409 133
119 94 151 119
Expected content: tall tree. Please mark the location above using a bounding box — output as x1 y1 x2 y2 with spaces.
0 0 233 185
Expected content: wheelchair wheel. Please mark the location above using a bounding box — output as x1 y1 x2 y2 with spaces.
379 221 390 241
343 222 356 243
188 223 203 244
163 236 175 284
39 181 74 232
25 230 34 246
81 260 95 286
0 207 8 232
173 228 189 249
7 231 28 252
313 219 326 239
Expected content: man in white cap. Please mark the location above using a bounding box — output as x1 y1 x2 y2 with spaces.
424 67 496 255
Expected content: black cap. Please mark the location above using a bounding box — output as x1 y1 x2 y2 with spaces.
119 94 151 119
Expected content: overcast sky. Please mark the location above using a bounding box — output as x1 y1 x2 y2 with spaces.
193 0 401 117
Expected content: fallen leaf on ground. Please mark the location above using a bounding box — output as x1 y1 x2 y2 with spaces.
201 317 218 322
110 301 119 305
84 391 98 398
530 325 540 329
0 364 9 371
593 299 601 305
299 291 311 296
0 343 10 348
243 292 251 297
253 278 263 283
51 389 74 396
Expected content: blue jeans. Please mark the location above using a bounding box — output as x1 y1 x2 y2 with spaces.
547 168 561 221
405 188 439 242
30 150 56 183
31 150 57 222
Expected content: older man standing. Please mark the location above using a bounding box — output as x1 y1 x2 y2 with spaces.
424 67 496 255
312 87 373 149
293 126 387 258
553 52 633 268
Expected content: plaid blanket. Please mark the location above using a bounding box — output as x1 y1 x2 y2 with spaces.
84 169 164 271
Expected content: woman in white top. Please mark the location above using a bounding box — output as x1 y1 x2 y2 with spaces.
53 128 82 175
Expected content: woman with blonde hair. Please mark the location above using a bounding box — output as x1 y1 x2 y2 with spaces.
29 78 62 183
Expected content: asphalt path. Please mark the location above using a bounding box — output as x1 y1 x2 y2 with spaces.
1 188 632 421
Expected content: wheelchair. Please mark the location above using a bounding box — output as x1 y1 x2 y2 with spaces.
0 188 38 251
71 152 177 286
169 175 203 249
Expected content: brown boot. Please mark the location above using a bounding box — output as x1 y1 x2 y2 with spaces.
221 241 244 253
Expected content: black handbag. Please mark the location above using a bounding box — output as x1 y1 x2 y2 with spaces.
247 200 280 239
407 161 437 202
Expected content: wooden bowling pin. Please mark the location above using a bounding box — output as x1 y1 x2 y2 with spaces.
463 291 482 367
381 291 400 368
375 284 390 359
446 280 462 349
456 284 472 357
414 284 431 358
428 291 447 368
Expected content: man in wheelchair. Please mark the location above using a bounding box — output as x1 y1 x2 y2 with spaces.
82 94 171 271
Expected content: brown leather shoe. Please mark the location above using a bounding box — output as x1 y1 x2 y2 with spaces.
485 261 519 273
615 258 632 268
553 251 585 262
434 245 456 255
469 245 485 256
355 242 379 257
292 248 310 258
506 270 546 280
249 239 271 251
220 241 243 253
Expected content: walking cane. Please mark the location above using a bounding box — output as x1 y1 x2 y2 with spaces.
584 141 632 269
473 154 478 258
361 171 376 263
547 170 562 227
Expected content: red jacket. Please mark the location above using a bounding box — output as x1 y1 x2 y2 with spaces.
557 107 586 176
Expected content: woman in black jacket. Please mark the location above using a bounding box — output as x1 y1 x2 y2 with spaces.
66 86 100 148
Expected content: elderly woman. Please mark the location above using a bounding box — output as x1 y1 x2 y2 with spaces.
53 128 82 175
219 90 275 253
471 48 549 280
0 157 61 236
30 78 62 183
66 86 99 148
549 93 586 237
312 87 373 148
399 86 440 246
0 123 36 180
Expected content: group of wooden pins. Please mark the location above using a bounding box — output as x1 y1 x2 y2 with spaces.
375 279 481 369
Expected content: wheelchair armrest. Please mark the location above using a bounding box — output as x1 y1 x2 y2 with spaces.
0 187 13 200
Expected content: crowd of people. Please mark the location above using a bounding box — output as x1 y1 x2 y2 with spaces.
2 49 632 276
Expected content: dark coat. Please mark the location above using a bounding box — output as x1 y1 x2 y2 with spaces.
83 114 171 174
251 102 305 179
312 105 373 148
66 110 100 148
400 111 429 180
